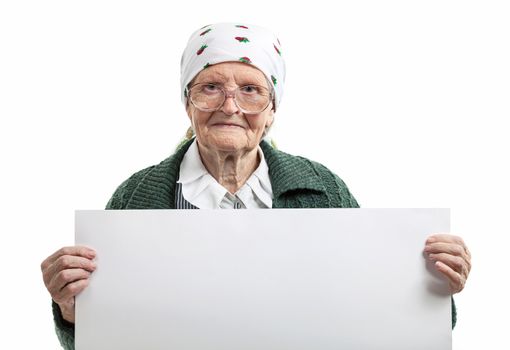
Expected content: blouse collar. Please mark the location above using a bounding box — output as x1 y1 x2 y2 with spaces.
177 139 273 209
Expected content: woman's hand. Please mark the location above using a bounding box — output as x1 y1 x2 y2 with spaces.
424 234 471 294
41 246 97 323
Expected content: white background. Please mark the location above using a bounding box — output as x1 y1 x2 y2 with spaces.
0 0 508 349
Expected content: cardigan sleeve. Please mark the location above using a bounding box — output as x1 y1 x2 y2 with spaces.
452 296 457 329
52 301 75 350
332 173 360 208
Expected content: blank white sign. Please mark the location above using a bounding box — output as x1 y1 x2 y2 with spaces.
75 208 451 350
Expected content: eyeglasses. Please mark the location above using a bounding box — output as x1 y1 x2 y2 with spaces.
186 83 273 114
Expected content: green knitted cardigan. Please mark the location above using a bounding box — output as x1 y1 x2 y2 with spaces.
105 139 360 210
52 139 456 349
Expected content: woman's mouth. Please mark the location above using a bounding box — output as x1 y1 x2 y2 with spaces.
212 123 244 129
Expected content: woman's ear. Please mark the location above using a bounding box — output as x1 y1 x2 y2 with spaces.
266 109 275 129
186 101 193 121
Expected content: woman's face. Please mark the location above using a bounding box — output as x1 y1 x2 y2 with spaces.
186 62 274 155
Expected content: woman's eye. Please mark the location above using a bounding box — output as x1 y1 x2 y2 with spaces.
203 84 219 92
240 85 259 94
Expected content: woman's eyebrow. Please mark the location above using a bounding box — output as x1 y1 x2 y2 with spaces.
236 74 267 86
196 72 229 83
196 73 265 85
236 78 265 86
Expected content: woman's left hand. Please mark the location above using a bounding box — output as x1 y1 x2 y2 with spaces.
424 234 472 294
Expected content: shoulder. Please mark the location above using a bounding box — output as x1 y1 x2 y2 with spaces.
260 140 344 183
105 139 194 209
301 156 360 208
260 141 359 208
105 165 157 209
310 160 360 207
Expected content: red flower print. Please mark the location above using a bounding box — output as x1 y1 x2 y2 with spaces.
239 57 252 64
235 37 250 43
236 25 249 29
200 28 212 36
273 44 281 56
196 44 208 55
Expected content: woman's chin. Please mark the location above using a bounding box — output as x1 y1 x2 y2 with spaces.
206 134 249 152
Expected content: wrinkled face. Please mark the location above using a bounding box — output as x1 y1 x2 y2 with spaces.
186 62 274 154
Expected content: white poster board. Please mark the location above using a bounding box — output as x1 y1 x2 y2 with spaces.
75 208 451 350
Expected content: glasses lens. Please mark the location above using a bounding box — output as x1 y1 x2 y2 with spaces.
235 85 271 113
189 84 271 113
189 84 224 111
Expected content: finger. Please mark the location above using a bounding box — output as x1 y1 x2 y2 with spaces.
464 246 472 270
424 242 468 260
426 234 467 250
52 279 91 304
426 233 463 244
428 253 469 278
43 255 96 286
465 249 472 273
54 255 97 272
41 246 96 270
434 260 466 294
48 268 92 299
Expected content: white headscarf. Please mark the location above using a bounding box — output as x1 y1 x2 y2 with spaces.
180 23 286 110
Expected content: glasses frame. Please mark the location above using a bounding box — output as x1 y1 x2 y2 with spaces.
186 83 274 114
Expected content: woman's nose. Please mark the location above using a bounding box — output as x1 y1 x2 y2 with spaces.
221 95 240 115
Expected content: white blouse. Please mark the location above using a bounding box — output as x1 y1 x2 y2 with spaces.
177 140 273 209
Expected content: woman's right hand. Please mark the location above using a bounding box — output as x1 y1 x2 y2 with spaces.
41 246 97 324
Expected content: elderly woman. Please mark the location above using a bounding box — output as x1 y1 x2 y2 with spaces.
41 23 472 349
